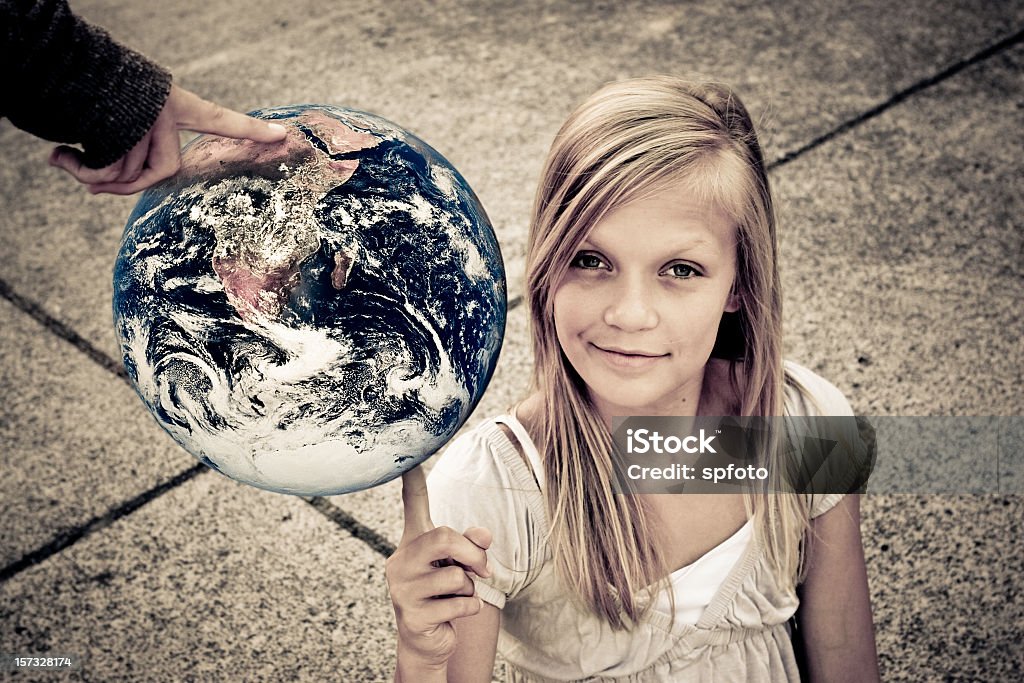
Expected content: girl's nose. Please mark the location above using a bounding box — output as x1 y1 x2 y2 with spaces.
602 281 658 331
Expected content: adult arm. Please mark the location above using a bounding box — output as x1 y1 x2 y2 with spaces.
0 0 172 168
0 0 286 193
56 84 287 194
796 494 880 682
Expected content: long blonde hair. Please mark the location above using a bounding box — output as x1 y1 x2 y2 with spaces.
525 76 810 628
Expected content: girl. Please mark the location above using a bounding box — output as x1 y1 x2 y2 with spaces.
386 76 879 682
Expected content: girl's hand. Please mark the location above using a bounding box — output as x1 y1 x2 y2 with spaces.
386 466 492 680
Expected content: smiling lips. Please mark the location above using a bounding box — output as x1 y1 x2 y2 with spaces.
591 343 668 369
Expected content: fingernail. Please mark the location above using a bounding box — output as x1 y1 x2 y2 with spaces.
267 123 287 134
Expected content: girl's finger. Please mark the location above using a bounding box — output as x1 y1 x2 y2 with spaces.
423 566 475 599
400 466 434 546
407 526 491 579
462 526 493 552
422 596 484 625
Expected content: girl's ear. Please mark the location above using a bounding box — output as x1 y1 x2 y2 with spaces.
724 289 741 313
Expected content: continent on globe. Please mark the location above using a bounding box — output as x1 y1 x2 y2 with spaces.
113 105 505 495
178 114 378 323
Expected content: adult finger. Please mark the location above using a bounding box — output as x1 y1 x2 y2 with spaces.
49 145 123 184
114 130 154 184
401 465 434 547
87 118 182 195
171 86 288 143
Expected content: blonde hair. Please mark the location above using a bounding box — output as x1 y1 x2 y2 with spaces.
525 76 811 628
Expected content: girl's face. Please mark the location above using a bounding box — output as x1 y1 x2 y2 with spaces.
553 183 740 422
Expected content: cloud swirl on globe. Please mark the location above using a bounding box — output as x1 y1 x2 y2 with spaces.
113 105 505 495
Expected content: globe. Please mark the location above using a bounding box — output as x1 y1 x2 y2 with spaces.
113 105 506 496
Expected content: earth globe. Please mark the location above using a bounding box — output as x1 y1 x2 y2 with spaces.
113 105 505 496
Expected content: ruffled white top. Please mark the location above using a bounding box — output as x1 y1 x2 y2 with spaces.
496 407 753 626
652 518 754 624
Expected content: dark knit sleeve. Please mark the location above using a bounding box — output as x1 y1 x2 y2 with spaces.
0 0 172 168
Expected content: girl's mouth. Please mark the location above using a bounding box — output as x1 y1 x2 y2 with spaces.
591 344 668 369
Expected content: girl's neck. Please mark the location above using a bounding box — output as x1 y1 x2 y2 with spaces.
698 358 742 416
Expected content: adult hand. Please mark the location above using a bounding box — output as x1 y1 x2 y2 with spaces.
48 84 288 195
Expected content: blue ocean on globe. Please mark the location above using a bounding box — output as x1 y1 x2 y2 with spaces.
113 105 505 495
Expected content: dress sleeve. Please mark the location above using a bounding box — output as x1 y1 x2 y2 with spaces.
427 424 548 609
0 0 172 168
784 362 868 519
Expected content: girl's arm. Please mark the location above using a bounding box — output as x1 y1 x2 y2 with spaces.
390 467 499 682
391 547 500 683
446 602 501 681
796 494 880 682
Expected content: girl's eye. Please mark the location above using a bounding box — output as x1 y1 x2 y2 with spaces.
663 262 702 279
570 252 608 270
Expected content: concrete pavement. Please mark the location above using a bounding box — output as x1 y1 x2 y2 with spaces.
1 1 1022 680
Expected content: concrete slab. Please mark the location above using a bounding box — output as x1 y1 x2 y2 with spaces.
0 472 398 682
1000 418 1024 494
0 170 135 362
0 1 1021 681
775 44 1023 416
153 0 1024 302
770 41 1023 680
4 1 1022 361
0 297 193 570
69 0 1024 158
861 494 1023 681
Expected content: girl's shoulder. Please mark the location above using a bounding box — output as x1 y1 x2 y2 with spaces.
782 361 866 518
428 414 538 492
783 360 854 417
426 412 550 606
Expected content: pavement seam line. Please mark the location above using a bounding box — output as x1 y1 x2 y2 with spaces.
0 274 514 571
0 276 127 381
768 27 1024 170
304 497 397 557
0 464 208 583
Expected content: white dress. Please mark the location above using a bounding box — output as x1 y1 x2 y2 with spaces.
427 361 856 682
